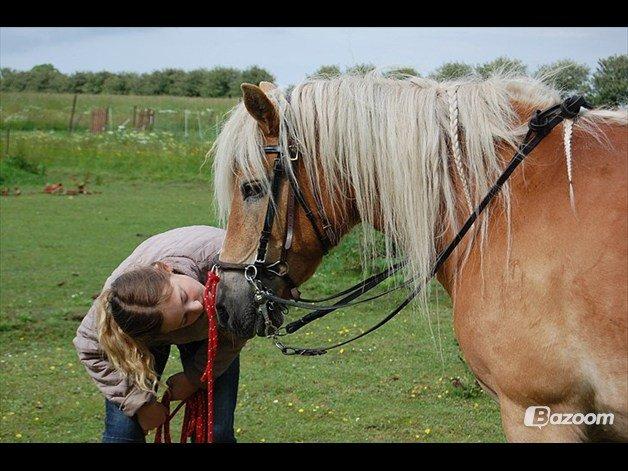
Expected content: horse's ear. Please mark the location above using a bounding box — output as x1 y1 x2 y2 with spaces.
259 81 277 93
241 83 279 136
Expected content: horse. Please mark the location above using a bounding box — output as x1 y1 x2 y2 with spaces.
210 71 627 442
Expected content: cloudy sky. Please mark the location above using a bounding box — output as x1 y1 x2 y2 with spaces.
1 27 626 86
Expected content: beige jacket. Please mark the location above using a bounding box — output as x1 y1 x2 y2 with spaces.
73 225 246 417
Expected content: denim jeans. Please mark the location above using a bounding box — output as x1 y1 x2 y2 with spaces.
102 343 240 443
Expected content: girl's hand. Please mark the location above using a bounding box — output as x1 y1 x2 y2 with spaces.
136 401 168 432
166 372 198 401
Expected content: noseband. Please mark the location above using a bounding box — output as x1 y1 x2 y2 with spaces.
217 95 591 356
216 142 337 299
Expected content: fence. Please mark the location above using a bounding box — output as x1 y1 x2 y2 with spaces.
0 93 234 141
85 105 220 140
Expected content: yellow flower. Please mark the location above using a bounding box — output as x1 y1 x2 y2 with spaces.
288 402 293 407
15 433 22 439
298 408 304 413
424 428 431 435
339 349 345 354
236 428 242 433
49 366 56 371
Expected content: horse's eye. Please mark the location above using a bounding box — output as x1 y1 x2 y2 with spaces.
241 181 266 201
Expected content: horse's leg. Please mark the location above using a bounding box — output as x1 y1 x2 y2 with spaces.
498 397 586 442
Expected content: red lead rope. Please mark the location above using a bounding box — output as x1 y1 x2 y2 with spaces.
155 269 220 444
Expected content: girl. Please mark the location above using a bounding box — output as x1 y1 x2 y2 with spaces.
73 225 247 443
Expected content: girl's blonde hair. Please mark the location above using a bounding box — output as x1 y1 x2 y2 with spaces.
96 262 173 393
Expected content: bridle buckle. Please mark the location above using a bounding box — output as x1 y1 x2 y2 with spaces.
244 264 258 283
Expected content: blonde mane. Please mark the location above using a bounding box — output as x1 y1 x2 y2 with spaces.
212 70 627 306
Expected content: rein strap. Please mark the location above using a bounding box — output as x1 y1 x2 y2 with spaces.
271 95 591 355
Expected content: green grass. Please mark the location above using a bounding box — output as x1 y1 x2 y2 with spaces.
0 92 504 442
0 91 237 138
1 130 212 185
0 181 504 443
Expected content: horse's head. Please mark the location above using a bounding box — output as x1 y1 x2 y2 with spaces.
213 82 357 339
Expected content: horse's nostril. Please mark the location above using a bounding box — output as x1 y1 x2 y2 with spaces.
216 302 229 328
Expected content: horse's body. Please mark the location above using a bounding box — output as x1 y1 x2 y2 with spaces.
439 120 627 441
211 73 627 442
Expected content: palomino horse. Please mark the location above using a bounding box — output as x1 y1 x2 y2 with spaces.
211 72 627 442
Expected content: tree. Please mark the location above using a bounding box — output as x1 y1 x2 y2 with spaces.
81 71 115 94
0 68 28 91
240 66 275 86
67 72 90 94
24 64 68 92
386 67 419 78
161 68 191 96
309 65 341 78
102 75 126 95
476 57 527 78
590 54 628 107
204 67 241 98
346 63 376 75
535 60 591 97
184 69 210 97
231 66 275 96
429 62 474 81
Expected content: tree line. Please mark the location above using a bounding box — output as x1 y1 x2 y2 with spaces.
310 56 627 107
1 55 626 106
0 65 275 98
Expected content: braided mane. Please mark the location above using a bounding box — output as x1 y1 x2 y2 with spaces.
212 70 627 308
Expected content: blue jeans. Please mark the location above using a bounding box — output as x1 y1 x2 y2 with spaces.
102 343 240 443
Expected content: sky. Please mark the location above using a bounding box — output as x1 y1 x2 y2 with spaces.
1 27 626 87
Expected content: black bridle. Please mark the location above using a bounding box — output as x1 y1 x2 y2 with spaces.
216 142 336 296
217 95 591 356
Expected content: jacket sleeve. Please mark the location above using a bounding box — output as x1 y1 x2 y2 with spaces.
73 302 155 417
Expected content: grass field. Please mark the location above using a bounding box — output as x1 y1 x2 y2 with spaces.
1 91 237 138
0 92 505 443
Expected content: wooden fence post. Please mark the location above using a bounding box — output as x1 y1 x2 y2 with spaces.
3 129 9 159
132 106 137 128
68 94 78 133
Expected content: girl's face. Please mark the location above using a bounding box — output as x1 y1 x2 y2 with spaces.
159 274 206 333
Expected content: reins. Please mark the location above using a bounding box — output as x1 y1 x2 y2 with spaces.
220 95 591 356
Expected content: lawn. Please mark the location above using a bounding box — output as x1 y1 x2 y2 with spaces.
0 92 504 443
1 91 237 137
